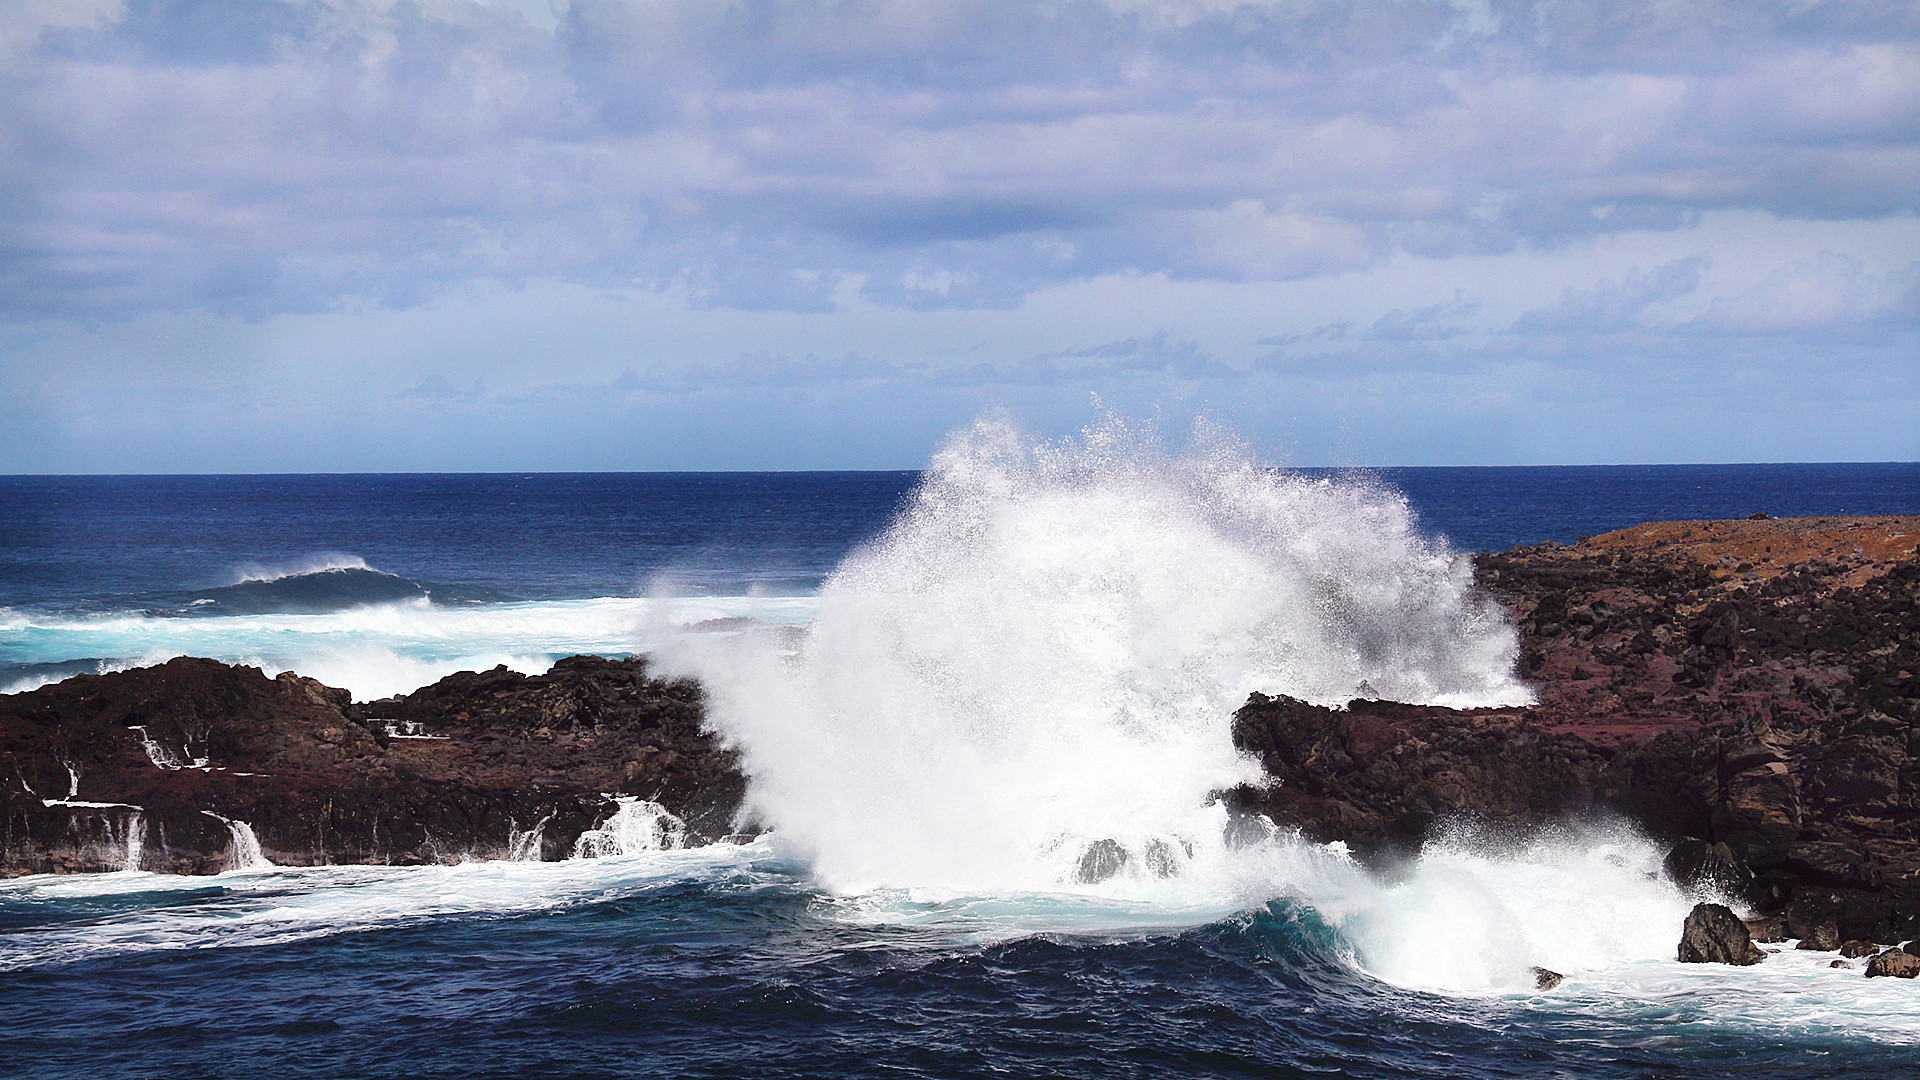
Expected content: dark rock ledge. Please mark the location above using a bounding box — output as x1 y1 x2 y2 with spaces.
1231 515 1920 941
1 655 745 873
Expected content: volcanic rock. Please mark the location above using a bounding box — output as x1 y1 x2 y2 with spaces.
1795 922 1841 951
1530 966 1563 990
0 655 750 873
1678 903 1765 965
1840 939 1879 958
1865 949 1920 979
1230 515 1920 938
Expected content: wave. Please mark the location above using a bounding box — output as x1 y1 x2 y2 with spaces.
145 565 522 616
670 413 1530 894
4 835 1917 1047
230 553 374 584
0 594 818 699
0 842 773 972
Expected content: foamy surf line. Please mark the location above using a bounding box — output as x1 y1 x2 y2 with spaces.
0 842 772 972
0 595 819 699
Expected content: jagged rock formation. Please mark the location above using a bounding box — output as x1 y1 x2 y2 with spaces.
1230 515 1920 941
0 656 748 874
1865 949 1920 978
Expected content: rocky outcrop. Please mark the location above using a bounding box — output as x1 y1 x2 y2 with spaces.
1865 949 1920 978
1231 515 1920 940
1678 902 1765 965
0 656 750 874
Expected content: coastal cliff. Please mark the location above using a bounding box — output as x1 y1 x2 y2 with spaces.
3 514 1916 939
1230 514 1920 939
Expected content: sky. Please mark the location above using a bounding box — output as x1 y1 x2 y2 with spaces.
1 0 1916 472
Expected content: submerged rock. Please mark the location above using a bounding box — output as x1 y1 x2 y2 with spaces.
1679 903 1765 965
1865 949 1920 979
1075 839 1129 884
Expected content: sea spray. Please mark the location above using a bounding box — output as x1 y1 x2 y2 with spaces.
572 798 687 858
508 814 554 861
1287 821 1698 992
670 414 1532 895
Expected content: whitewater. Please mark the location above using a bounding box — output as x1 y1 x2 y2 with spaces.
5 427 1920 1078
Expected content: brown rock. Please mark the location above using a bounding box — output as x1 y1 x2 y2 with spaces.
1530 966 1563 990
1865 949 1920 979
1796 921 1841 951
1679 903 1765 965
1 655 754 874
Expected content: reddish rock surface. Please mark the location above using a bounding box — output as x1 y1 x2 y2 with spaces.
1230 515 1920 940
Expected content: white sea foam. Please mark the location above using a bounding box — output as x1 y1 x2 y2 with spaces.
670 413 1530 895
572 797 688 858
202 812 273 871
0 595 816 700
230 553 372 584
0 841 769 972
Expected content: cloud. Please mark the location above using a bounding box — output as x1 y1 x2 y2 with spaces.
395 373 486 405
1511 256 1708 335
0 0 1913 320
1689 253 1920 334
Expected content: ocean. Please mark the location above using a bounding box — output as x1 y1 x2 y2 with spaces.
3 425 1918 1079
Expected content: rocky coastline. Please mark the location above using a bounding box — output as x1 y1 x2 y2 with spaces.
1228 513 1920 946
4 514 1917 960
0 655 745 873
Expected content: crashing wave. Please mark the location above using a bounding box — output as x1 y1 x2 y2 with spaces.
673 412 1531 895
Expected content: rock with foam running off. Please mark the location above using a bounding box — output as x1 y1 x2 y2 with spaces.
1744 915 1790 943
0 655 752 875
1840 939 1880 958
1865 948 1920 978
1530 967 1563 990
1678 903 1765 965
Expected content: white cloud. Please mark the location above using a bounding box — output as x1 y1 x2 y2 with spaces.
0 0 1914 320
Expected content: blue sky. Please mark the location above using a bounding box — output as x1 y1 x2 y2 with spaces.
2 0 1916 471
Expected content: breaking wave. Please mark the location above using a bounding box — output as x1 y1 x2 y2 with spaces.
672 414 1531 897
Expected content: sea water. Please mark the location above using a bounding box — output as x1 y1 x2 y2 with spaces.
1 422 1916 1078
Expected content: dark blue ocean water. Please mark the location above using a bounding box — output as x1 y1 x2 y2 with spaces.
2 461 1918 1079
3 463 1914 608
3 858 1915 1080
